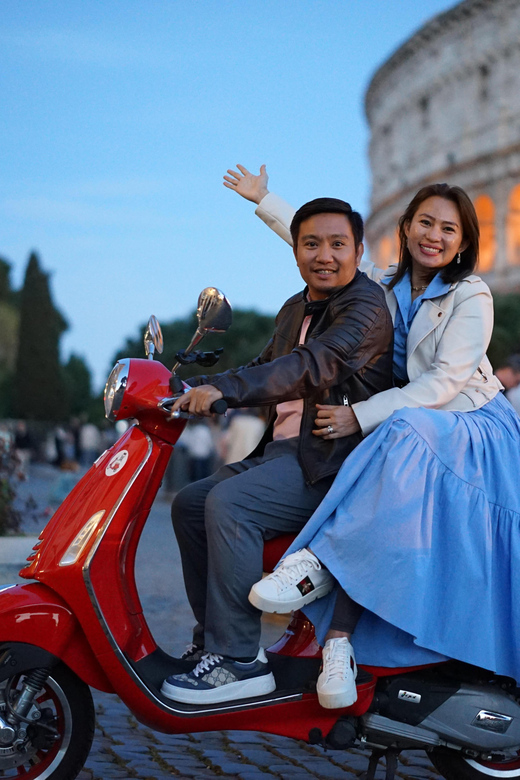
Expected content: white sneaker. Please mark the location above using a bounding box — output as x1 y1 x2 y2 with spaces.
317 637 358 709
248 548 334 613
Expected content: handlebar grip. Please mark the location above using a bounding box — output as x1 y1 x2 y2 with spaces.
210 399 228 415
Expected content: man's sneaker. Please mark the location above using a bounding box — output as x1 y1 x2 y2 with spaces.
316 637 358 709
161 649 276 704
248 548 334 613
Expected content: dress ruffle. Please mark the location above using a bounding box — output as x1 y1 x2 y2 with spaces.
285 393 520 679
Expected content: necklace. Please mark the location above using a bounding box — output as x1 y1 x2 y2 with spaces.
411 285 428 291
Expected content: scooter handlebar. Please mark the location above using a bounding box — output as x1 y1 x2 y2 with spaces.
166 396 228 419
210 398 228 415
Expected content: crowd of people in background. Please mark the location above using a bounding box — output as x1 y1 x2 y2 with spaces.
0 407 268 511
2 360 520 512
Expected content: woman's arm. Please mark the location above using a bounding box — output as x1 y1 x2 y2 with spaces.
353 281 496 435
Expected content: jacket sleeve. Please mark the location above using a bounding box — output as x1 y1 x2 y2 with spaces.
352 281 495 434
210 296 391 407
186 337 274 388
255 193 295 246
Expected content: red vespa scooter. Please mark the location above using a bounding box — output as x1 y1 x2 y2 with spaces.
1 288 520 780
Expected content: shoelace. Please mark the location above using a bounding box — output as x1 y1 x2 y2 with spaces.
323 640 354 681
271 550 321 589
180 642 200 660
192 652 223 678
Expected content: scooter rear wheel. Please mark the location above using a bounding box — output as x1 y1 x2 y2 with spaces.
0 662 94 780
431 747 520 779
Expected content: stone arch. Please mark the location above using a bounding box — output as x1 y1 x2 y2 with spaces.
507 185 520 266
474 194 496 273
377 234 397 269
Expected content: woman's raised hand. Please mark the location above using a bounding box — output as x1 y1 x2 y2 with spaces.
313 404 361 439
223 164 269 204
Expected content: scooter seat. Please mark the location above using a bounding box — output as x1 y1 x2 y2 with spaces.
262 534 297 573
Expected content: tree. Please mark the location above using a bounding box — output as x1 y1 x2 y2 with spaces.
113 308 276 379
488 293 520 368
12 253 69 421
63 354 93 417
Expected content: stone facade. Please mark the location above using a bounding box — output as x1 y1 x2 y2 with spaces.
365 0 520 290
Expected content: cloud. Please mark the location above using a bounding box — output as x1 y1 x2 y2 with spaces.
0 27 168 69
1 196 170 230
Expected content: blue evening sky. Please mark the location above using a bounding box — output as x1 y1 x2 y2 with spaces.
1 0 457 390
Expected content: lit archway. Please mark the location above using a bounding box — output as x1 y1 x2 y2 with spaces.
474 194 495 273
377 233 398 269
507 185 520 266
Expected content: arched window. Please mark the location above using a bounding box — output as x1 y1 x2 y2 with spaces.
507 185 520 266
474 194 495 273
376 230 399 269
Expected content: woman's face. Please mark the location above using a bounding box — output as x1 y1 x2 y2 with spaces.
404 196 467 273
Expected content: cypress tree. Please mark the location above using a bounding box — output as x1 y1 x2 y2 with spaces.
12 253 68 421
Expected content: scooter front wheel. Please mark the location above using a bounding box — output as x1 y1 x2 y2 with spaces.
0 662 94 780
431 747 520 779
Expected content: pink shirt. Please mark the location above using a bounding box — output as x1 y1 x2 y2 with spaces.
272 315 312 441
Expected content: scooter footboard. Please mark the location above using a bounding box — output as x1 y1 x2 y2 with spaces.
0 583 113 692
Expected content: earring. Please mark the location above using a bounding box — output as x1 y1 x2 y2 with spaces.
456 253 461 264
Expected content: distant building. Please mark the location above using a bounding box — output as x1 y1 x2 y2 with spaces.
365 0 520 290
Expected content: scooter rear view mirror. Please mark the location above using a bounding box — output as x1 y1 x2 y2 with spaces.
144 315 164 360
171 288 232 375
196 287 232 335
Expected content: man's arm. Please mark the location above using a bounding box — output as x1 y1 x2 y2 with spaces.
170 333 276 415
210 290 392 408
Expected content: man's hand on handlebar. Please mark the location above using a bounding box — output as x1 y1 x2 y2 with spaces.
223 164 269 204
170 385 224 417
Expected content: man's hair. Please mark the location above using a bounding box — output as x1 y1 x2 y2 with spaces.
290 198 364 249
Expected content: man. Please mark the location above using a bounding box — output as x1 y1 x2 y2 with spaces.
161 197 393 705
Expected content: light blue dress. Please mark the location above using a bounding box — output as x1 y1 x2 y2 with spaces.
284 274 520 681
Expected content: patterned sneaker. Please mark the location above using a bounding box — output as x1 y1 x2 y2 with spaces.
248 548 334 613
316 637 357 709
161 649 276 704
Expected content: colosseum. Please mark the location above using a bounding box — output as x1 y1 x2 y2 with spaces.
365 0 520 290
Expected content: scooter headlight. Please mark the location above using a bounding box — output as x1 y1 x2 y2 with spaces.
104 359 129 421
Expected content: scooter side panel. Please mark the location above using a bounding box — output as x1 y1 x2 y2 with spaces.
0 583 114 692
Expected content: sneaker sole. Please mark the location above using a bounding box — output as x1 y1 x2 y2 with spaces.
161 672 276 704
316 683 358 709
248 580 334 613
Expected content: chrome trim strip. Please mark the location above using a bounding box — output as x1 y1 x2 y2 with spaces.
82 434 300 717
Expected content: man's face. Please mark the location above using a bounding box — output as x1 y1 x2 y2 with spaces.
294 213 363 301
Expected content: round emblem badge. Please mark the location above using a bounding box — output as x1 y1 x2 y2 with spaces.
105 450 129 477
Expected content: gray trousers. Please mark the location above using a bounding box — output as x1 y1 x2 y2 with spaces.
171 438 334 657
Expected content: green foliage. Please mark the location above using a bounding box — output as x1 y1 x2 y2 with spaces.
113 308 276 378
488 293 520 368
0 438 22 535
63 354 92 417
12 253 69 421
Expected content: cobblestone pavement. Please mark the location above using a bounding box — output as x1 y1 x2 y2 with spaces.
73 689 442 780
4 465 443 779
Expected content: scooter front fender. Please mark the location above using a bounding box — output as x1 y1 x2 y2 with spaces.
0 582 113 692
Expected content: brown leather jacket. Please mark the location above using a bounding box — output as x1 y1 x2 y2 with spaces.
189 270 393 484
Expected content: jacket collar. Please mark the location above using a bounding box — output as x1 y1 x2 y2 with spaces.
302 269 362 316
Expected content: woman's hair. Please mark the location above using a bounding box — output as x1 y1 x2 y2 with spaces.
290 197 364 250
388 183 480 289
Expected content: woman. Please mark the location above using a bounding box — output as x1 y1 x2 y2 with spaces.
225 165 520 710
